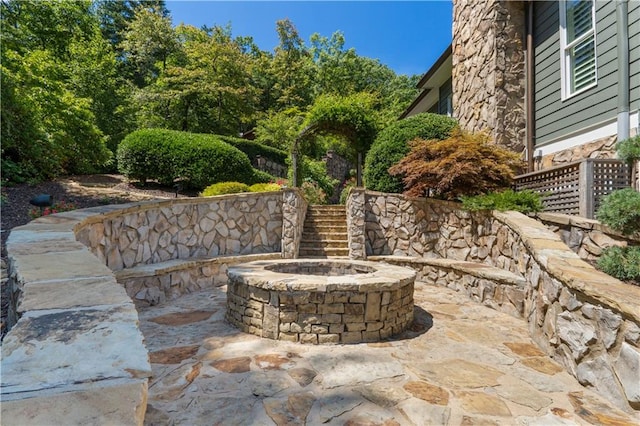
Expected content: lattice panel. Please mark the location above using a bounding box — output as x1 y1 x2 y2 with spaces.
514 162 581 215
591 160 630 212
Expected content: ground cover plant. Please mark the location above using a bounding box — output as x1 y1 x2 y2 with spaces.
364 113 458 193
460 189 543 214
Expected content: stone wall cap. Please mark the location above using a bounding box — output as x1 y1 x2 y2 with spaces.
18 276 130 313
1 304 151 395
11 249 113 285
228 259 415 292
369 256 526 286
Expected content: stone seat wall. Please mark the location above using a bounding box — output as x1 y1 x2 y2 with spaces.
348 189 640 413
368 255 527 318
1 190 307 425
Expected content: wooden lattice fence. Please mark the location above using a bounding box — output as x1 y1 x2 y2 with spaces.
514 159 630 218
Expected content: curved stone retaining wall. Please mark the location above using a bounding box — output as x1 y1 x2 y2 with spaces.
75 192 284 270
347 189 640 413
2 189 306 425
535 212 639 261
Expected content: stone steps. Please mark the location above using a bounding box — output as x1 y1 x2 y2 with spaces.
299 205 349 258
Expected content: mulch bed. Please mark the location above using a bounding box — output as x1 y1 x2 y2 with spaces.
1 174 190 339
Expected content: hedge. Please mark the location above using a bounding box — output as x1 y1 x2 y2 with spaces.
117 129 257 189
218 135 288 165
364 113 458 193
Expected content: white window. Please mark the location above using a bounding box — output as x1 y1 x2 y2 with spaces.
560 0 597 99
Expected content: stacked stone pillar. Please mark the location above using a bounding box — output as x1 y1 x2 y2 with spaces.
452 0 526 153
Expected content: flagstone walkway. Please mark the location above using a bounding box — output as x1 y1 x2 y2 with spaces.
139 284 638 426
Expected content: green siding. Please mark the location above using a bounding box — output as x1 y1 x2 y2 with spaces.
533 1 622 146
630 0 640 112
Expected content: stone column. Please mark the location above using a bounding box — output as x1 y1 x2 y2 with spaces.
452 0 526 153
281 189 308 259
346 188 367 259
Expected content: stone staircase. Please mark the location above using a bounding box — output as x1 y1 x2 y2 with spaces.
299 205 349 257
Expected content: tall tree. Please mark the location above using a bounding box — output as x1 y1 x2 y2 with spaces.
135 24 258 135
270 19 313 109
119 4 178 86
1 0 111 182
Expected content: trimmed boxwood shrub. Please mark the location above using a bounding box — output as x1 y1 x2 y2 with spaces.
248 183 281 192
596 188 640 236
201 182 250 196
364 113 458 193
218 135 288 165
117 129 256 189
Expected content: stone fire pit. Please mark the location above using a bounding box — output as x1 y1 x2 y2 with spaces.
226 259 416 344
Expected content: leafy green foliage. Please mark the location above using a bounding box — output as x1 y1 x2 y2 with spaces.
1 4 419 185
364 113 458 193
218 136 287 165
117 129 256 189
248 183 282 192
596 188 640 236
254 108 304 151
201 182 250 196
301 181 328 205
460 190 543 213
616 135 640 163
288 157 339 199
389 130 524 200
301 93 379 156
339 177 357 204
597 246 640 283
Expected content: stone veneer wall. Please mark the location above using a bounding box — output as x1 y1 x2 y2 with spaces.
540 135 618 169
2 190 307 425
536 212 639 262
452 0 526 153
347 189 640 412
281 188 308 258
75 192 284 270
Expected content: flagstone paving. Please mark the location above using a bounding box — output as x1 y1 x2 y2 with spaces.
138 284 638 426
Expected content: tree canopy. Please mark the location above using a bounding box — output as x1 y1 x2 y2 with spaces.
1 3 419 184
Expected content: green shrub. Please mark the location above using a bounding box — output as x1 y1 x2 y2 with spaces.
339 177 357 205
249 183 281 192
460 189 543 213
201 182 250 196
218 135 288 165
117 129 255 189
251 169 277 184
301 180 327 204
597 246 640 283
364 113 458 193
616 135 640 163
596 188 640 236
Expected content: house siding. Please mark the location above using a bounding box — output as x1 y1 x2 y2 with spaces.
630 0 640 115
534 1 621 147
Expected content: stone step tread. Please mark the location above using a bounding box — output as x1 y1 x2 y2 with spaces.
368 255 527 287
304 218 347 222
298 249 350 256
299 242 349 249
302 232 348 238
301 229 348 235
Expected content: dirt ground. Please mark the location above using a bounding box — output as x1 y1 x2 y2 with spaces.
0 174 191 339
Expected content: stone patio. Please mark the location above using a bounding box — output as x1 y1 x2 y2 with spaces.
139 283 637 425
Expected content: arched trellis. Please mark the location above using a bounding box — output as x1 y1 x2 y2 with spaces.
291 95 379 187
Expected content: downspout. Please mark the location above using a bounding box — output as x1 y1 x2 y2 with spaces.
616 0 630 142
526 1 535 171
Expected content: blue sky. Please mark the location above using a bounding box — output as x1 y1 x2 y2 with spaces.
166 1 453 77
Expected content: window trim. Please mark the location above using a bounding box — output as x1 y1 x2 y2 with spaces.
559 0 597 100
